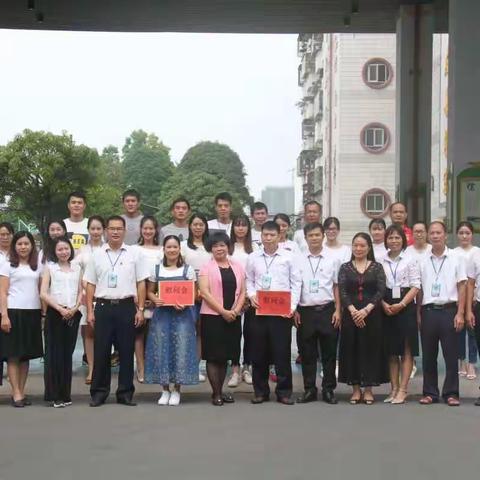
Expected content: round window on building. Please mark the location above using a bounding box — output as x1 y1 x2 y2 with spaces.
360 123 390 154
362 58 393 89
360 188 391 219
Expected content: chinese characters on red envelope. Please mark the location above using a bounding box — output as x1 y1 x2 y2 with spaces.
256 290 291 316
158 280 195 306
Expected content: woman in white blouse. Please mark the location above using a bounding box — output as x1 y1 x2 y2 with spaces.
0 222 14 263
381 225 421 404
274 213 299 254
322 217 351 265
0 231 43 407
41 238 82 408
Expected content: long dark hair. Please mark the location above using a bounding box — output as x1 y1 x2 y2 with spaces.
456 220 474 234
229 214 253 255
187 213 209 251
162 235 185 268
350 232 375 262
51 237 75 263
138 215 159 246
42 219 67 264
9 231 38 270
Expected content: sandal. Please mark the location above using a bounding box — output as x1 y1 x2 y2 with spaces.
211 397 224 406
446 396 460 407
349 394 363 405
363 395 375 405
419 395 436 405
391 389 408 405
384 389 398 403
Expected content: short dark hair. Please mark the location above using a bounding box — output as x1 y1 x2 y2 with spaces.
323 217 340 230
209 231 231 251
162 235 184 268
9 231 38 270
304 200 321 211
250 201 268 216
139 215 160 246
273 213 291 226
170 197 191 211
52 237 75 263
122 189 141 201
68 191 86 202
87 215 106 229
261 221 280 233
389 201 407 212
369 218 386 230
456 221 474 234
304 222 324 236
214 192 232 205
429 220 447 233
0 222 14 235
106 215 126 228
384 224 407 250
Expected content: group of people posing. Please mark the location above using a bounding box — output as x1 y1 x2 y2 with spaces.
1 189 479 409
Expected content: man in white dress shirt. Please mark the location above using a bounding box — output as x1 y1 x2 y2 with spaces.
418 221 466 406
85 215 149 407
295 222 341 405
250 201 268 246
246 221 302 405
293 200 322 253
207 192 233 237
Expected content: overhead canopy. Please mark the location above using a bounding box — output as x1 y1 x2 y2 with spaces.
0 0 448 34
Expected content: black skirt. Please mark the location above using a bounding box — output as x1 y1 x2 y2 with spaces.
0 309 43 361
383 289 419 356
201 314 241 363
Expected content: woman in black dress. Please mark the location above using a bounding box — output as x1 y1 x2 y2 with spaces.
338 232 388 404
381 225 420 404
198 232 246 405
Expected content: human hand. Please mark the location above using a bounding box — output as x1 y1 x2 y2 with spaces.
1 315 11 333
454 313 464 332
293 311 301 328
332 310 341 329
135 310 145 327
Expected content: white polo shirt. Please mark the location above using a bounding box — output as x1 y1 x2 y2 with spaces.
84 243 150 300
246 247 302 311
467 250 480 302
297 250 340 307
419 247 467 305
381 251 421 289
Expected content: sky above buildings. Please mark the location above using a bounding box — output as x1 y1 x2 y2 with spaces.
0 29 300 200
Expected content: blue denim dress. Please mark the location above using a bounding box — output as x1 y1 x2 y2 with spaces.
144 265 199 385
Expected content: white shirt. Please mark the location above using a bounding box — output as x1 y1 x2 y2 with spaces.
64 218 89 251
0 262 42 309
181 241 212 275
453 246 480 264
373 243 388 262
229 243 258 269
323 244 351 265
405 244 432 265
135 245 163 268
251 228 262 247
381 251 421 289
467 250 480 302
293 229 309 253
47 263 82 308
208 219 232 237
149 264 196 282
246 247 302 311
74 243 104 272
419 247 467 305
297 250 339 306
279 240 299 255
84 243 150 299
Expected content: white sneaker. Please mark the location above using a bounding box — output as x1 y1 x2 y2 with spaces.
228 372 241 388
242 368 253 385
157 391 170 406
52 402 65 408
168 391 181 406
199 372 206 382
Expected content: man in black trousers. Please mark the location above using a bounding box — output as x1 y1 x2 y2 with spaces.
295 222 341 405
418 221 467 406
85 215 149 407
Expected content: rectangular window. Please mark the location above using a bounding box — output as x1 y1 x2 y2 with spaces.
366 194 385 213
368 63 388 83
365 128 385 148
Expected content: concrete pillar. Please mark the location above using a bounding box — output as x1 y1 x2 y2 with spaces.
448 0 480 232
395 4 434 224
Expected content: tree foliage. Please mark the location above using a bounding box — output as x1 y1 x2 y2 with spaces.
178 141 252 206
122 130 174 210
0 129 99 231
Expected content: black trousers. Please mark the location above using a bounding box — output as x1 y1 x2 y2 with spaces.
43 308 80 402
90 300 136 403
298 304 338 393
251 315 293 398
420 306 459 400
241 306 255 366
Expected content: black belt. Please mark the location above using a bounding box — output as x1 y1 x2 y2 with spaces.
423 302 457 311
299 302 335 312
96 297 134 306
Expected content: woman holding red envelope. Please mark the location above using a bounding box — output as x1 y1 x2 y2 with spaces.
198 232 246 406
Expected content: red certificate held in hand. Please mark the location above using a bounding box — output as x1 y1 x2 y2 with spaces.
158 280 195 306
256 290 291 316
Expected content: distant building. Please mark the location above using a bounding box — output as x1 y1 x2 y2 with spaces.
261 186 295 215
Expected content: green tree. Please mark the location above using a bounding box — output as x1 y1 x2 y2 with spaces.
178 141 252 206
122 130 174 210
0 129 100 232
157 170 244 224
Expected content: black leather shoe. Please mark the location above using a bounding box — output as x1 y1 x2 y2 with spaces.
475 397 480 406
322 391 338 405
117 398 137 406
89 399 105 407
222 393 235 404
21 396 32 406
277 396 295 405
251 395 270 404
296 391 318 403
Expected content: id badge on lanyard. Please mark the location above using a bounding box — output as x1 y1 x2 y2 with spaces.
309 279 320 294
431 282 441 297
392 286 401 299
261 274 272 290
108 271 118 288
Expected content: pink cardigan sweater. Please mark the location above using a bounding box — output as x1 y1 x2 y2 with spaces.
199 258 245 315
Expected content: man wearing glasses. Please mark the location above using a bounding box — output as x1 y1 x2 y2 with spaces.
85 215 150 407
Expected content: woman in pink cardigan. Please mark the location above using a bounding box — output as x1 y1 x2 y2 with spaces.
198 232 246 406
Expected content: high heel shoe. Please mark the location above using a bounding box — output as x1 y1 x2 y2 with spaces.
349 393 363 405
391 389 408 404
384 389 399 403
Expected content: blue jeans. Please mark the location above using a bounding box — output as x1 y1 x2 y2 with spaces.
458 327 478 364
